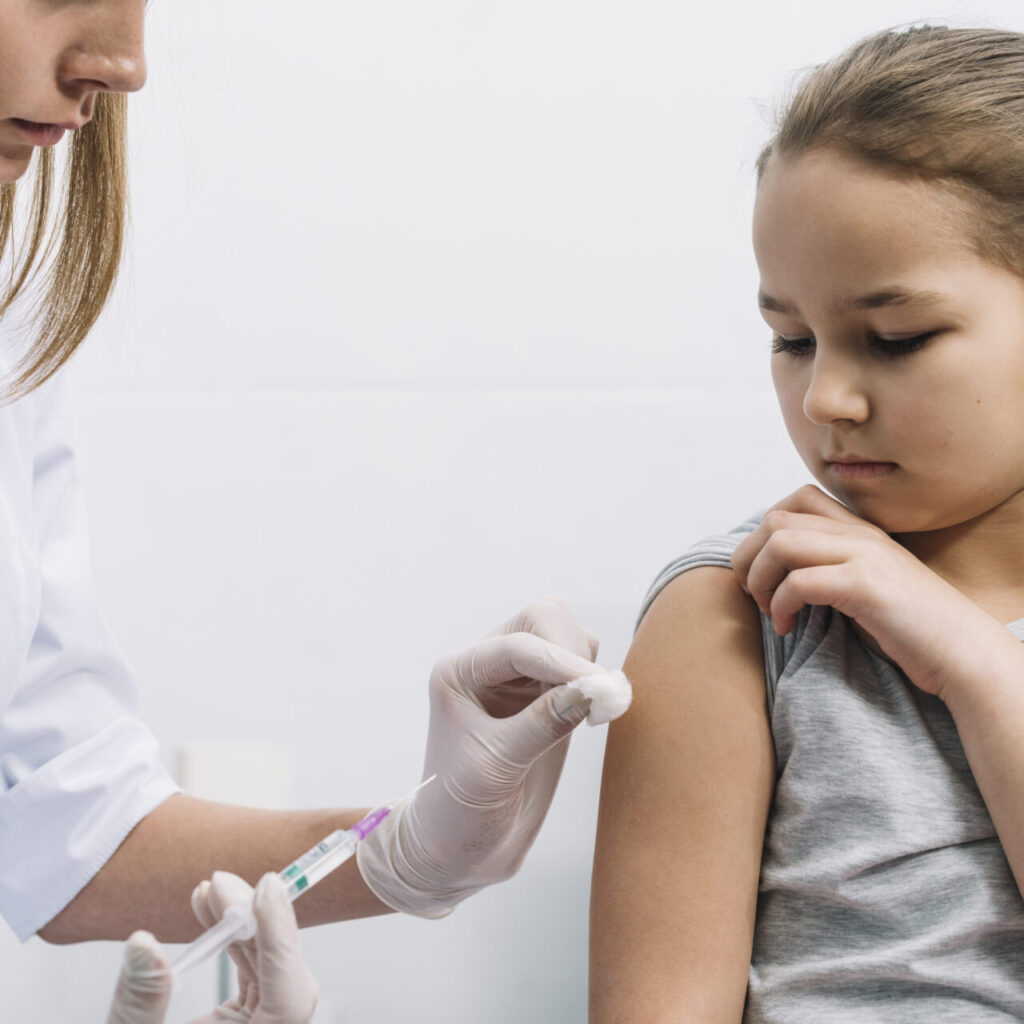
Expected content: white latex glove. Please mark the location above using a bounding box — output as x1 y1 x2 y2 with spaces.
357 597 603 917
105 932 172 1024
105 872 318 1024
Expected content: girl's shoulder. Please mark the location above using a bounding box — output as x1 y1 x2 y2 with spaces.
636 511 813 713
637 510 766 628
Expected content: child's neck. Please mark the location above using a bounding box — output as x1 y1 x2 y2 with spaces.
894 495 1024 625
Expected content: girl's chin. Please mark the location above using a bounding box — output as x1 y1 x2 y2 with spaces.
811 478 901 531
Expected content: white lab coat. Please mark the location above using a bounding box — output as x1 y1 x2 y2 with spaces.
0 370 179 940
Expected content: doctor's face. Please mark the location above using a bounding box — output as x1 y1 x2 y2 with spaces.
0 0 146 183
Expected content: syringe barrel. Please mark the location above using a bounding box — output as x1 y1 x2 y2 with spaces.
279 830 347 883
171 798 398 984
279 812 390 900
291 834 359 893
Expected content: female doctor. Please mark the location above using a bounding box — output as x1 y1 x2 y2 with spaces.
0 0 607 1014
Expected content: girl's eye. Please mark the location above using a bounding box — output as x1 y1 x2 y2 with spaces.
871 332 935 356
770 332 936 358
770 335 814 357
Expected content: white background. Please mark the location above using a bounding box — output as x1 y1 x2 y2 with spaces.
3 1 1022 1021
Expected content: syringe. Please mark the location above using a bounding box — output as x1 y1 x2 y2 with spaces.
170 776 434 985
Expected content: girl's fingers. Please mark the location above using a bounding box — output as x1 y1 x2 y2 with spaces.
768 564 857 634
769 483 866 524
745 529 852 616
735 485 869 567
732 481 883 586
734 511 852 596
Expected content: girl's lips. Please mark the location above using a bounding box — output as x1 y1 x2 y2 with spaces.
827 460 899 480
10 119 66 147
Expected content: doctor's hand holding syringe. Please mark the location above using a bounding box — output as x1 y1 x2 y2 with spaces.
109 790 418 1023
107 871 318 1024
102 600 631 1023
45 598 629 935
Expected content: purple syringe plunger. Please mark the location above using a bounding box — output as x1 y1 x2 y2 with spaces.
351 805 392 840
351 774 435 840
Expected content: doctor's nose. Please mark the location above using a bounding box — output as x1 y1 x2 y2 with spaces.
802 351 870 425
58 1 148 100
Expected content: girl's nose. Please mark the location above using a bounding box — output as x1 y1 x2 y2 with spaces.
802 351 870 425
58 3 147 98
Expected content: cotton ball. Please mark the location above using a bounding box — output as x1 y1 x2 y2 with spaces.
566 670 632 726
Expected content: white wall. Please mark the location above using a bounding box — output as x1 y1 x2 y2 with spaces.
3 1 1023 1020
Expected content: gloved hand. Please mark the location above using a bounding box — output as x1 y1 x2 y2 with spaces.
356 597 603 917
105 872 318 1024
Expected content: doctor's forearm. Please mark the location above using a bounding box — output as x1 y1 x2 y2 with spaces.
37 794 393 944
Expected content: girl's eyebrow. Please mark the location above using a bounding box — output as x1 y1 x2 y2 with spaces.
758 287 951 316
846 287 949 312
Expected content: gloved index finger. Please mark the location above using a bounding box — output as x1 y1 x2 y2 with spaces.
192 871 253 927
485 598 596 661
447 632 603 689
191 871 260 983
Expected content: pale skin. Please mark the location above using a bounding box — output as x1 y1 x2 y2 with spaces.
590 145 1024 1020
0 0 146 183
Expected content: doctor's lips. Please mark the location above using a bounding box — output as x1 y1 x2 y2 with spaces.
826 456 898 480
10 118 87 146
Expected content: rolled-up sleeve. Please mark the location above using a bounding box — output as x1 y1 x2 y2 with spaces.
0 372 180 940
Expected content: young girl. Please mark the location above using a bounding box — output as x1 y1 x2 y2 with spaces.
590 25 1024 1022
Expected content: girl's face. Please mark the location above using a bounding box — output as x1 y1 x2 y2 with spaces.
754 145 1024 535
0 0 146 184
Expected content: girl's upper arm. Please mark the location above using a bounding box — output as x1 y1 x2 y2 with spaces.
589 566 775 1024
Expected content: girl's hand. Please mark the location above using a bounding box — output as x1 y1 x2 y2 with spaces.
730 484 1003 699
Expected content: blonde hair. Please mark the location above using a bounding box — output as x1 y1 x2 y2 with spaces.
0 91 127 401
758 25 1024 277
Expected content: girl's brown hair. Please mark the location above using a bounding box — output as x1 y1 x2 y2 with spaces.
0 90 127 401
758 25 1024 277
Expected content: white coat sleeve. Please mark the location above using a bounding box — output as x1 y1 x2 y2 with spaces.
0 372 181 940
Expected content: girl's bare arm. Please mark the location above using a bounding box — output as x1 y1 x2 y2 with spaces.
589 567 774 1023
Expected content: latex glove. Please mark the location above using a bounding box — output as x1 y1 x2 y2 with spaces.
105 873 318 1024
357 597 603 917
105 931 172 1024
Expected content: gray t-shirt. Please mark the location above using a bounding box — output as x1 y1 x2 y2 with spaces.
640 513 1024 1022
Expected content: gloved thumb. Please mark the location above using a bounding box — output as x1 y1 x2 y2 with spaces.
497 682 591 761
498 669 633 762
105 931 173 1024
